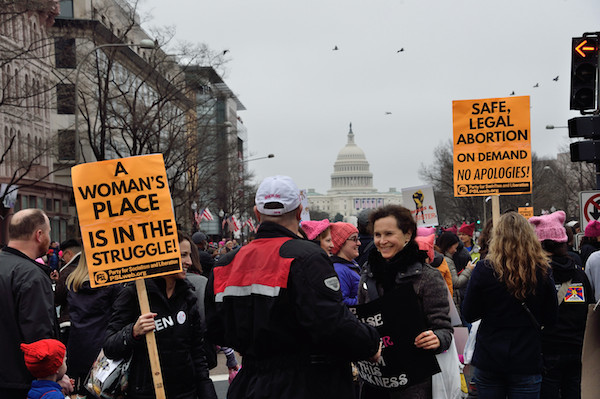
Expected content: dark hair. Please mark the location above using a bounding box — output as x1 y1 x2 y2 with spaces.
60 238 82 252
478 219 494 259
8 209 47 240
177 230 202 274
565 225 574 246
357 209 373 235
369 205 416 240
435 232 460 254
541 239 568 256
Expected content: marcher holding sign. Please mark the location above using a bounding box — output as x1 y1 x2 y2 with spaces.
356 205 453 398
103 232 217 399
452 96 532 197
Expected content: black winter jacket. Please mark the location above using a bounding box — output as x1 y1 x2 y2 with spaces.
542 255 594 354
205 222 380 399
0 247 59 391
104 278 216 399
462 260 558 374
67 281 122 378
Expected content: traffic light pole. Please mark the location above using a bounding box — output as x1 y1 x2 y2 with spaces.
569 32 600 189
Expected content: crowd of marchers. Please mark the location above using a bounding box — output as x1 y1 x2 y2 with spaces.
1 175 598 399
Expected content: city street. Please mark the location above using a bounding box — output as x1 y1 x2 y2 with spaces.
210 352 237 399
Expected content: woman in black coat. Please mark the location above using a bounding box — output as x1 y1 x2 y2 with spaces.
462 212 558 398
103 234 217 399
66 251 122 396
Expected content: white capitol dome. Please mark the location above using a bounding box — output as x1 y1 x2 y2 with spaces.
328 123 377 194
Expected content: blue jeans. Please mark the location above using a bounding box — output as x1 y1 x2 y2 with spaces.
473 368 542 399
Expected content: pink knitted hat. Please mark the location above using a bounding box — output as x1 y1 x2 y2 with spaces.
585 220 600 238
330 222 358 255
417 227 436 237
415 234 435 263
528 210 567 243
301 219 330 240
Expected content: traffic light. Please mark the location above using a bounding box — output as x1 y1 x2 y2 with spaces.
570 36 599 111
569 116 600 162
568 115 600 139
570 140 600 162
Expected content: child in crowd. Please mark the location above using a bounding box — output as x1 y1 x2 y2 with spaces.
20 339 67 399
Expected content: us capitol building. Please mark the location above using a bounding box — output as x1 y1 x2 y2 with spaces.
306 124 403 220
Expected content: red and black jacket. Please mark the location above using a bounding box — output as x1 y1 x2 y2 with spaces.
206 221 380 363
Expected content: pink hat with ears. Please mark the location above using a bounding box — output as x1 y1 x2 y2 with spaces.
301 219 330 240
415 234 435 263
585 220 600 238
417 227 436 237
529 210 568 243
442 225 457 234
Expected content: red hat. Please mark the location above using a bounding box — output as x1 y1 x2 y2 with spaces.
301 219 330 240
20 339 65 378
442 225 457 234
458 222 475 237
330 222 358 255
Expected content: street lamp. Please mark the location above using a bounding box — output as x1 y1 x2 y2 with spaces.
244 154 275 162
73 39 156 161
545 125 568 130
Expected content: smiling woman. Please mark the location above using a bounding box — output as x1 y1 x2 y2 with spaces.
358 205 453 399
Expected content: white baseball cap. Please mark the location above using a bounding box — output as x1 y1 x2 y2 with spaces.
255 175 301 216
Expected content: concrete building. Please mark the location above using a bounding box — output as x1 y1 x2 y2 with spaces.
306 124 403 221
0 0 73 243
184 66 247 237
50 0 194 232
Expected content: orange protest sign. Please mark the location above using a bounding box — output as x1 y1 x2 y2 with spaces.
72 154 181 287
518 206 534 219
452 96 532 197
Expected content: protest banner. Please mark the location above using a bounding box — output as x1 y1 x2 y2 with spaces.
401 185 438 227
349 288 440 390
72 154 181 288
452 96 531 197
72 154 178 399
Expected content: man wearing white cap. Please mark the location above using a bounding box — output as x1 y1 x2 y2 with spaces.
206 175 381 399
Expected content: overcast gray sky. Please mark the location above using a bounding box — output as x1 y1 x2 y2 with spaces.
138 0 600 194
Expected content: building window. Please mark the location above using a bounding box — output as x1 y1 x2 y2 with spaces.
56 84 75 114
55 38 76 68
46 198 53 211
58 1 74 18
57 129 76 160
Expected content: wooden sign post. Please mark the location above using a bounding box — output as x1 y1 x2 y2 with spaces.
136 279 166 399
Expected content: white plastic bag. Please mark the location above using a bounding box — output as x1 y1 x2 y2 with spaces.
432 335 464 399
